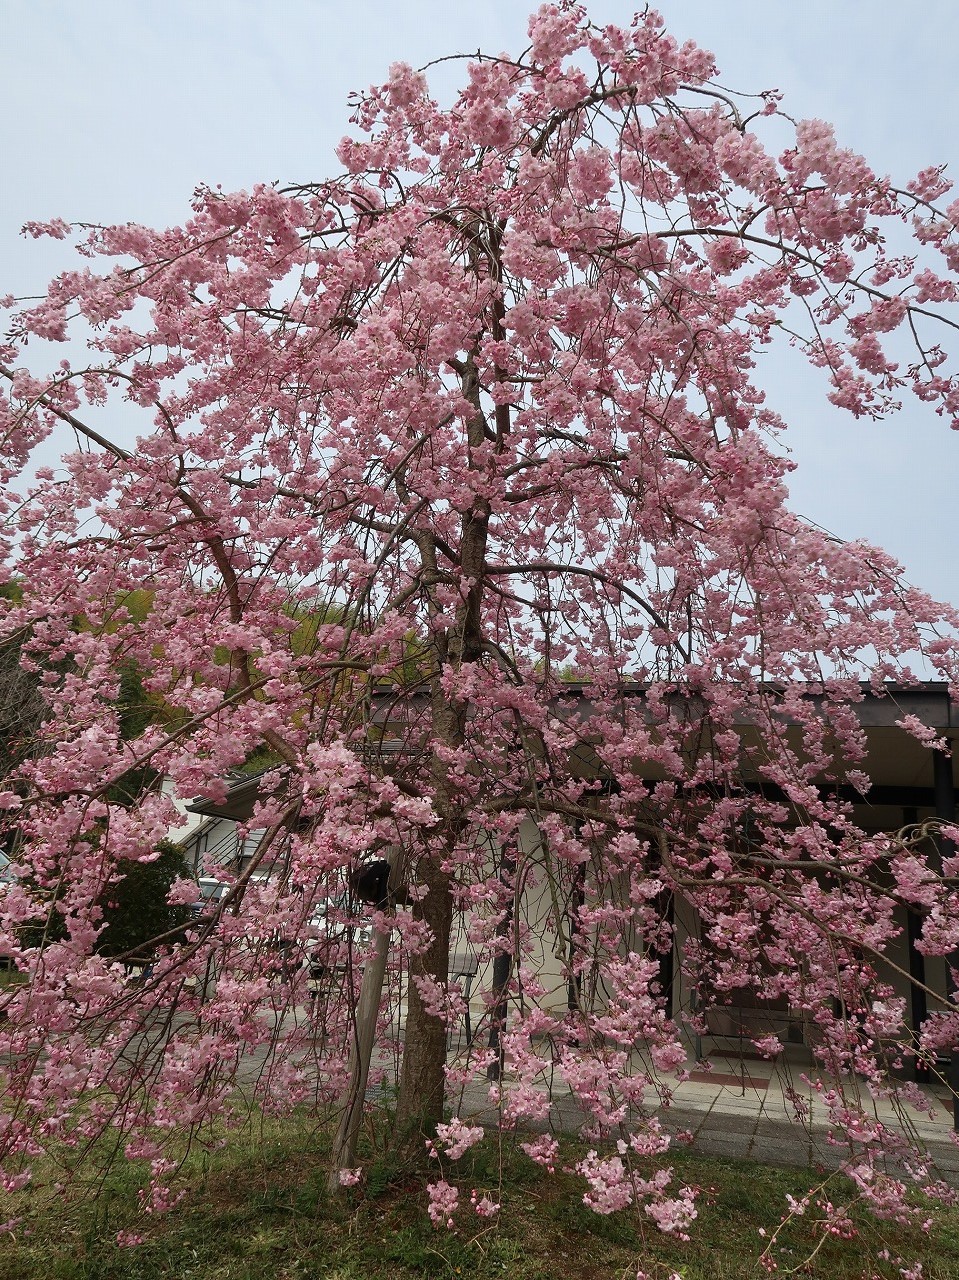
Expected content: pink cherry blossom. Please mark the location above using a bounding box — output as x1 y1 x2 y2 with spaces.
0 8 957 1272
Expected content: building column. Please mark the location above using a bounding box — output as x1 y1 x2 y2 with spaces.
932 748 959 1130
903 807 929 1083
486 842 516 1083
658 889 675 1024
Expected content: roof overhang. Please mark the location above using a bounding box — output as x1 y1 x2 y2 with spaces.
187 683 959 825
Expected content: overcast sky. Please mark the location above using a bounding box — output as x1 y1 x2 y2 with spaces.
2 1 957 603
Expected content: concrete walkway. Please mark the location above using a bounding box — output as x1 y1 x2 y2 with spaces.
249 1005 959 1183
450 1048 959 1184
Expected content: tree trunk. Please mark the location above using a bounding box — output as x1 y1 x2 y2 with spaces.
395 849 453 1146
393 344 494 1146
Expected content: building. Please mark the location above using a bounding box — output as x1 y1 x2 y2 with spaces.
181 682 959 1109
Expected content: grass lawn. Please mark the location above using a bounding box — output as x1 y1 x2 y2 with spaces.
0 1113 956 1280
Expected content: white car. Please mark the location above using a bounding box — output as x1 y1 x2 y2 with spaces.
305 894 373 980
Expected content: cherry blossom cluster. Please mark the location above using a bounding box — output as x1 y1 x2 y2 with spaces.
0 1 958 1261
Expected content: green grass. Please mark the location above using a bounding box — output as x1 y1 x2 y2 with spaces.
0 1114 956 1280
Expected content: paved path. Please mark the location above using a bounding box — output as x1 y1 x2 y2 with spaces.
449 1048 959 1185
168 1002 959 1184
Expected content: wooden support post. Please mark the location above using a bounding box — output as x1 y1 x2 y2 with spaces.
328 848 401 1191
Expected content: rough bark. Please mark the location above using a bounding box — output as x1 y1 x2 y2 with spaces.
395 846 454 1144
393 343 495 1144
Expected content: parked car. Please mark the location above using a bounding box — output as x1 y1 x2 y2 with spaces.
0 854 16 971
305 894 374 981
